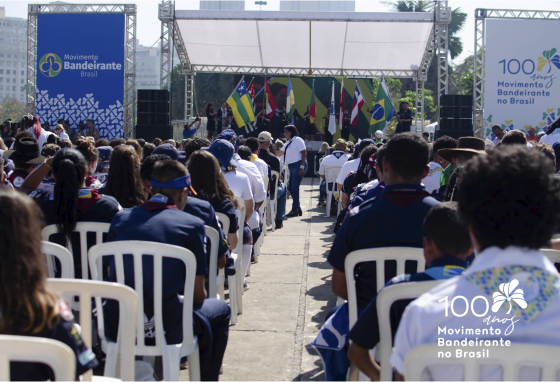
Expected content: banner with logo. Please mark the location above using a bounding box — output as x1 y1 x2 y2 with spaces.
484 19 560 139
36 13 125 139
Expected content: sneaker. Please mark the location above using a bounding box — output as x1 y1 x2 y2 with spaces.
243 281 249 291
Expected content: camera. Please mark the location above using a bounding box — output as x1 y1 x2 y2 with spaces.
195 114 201 122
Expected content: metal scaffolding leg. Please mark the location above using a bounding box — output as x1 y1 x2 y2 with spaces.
474 9 486 138
26 5 38 116
185 73 194 119
123 5 136 138
436 1 451 108
159 1 173 90
414 79 425 135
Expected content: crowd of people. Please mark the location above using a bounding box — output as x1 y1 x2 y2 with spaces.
3 111 560 381
0 113 314 380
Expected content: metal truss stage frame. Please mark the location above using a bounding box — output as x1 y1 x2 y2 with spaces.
27 3 136 138
473 8 560 137
159 1 452 135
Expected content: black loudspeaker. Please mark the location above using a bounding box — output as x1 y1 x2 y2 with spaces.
439 119 473 130
435 129 474 140
440 107 472 119
137 89 170 127
440 95 473 107
136 125 173 142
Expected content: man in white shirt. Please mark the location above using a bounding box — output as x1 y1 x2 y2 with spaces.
244 137 269 179
318 140 348 207
335 139 374 190
391 146 560 380
422 135 457 195
491 124 505 145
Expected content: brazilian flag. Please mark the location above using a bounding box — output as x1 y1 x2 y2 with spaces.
369 78 394 136
227 78 255 128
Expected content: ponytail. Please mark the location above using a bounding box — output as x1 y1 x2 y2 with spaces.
51 149 87 244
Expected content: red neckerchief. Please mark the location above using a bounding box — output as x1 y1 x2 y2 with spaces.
85 175 95 187
140 193 178 212
380 188 430 208
77 188 101 214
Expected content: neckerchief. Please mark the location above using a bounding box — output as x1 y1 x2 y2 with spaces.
250 154 258 162
140 193 178 212
380 185 430 208
77 188 101 214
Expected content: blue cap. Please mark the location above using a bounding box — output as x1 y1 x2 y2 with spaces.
357 138 375 153
204 139 237 167
152 143 186 162
217 129 236 142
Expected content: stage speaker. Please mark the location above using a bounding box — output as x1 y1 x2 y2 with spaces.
136 125 173 142
435 129 474 140
439 119 473 130
440 95 473 108
137 89 170 127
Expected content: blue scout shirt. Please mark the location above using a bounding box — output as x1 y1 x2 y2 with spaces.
107 193 207 297
183 196 230 268
328 183 438 309
210 197 238 235
348 256 468 350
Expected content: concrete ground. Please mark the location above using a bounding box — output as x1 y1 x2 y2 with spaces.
181 177 336 381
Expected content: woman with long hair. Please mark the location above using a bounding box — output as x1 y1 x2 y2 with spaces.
187 150 240 250
340 144 378 209
104 145 147 208
277 124 307 217
0 190 98 380
206 103 217 140
54 124 69 140
27 116 51 148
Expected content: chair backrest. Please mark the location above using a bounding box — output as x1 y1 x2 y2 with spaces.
88 241 197 357
344 247 425 328
205 225 220 299
42 222 111 280
376 280 444 381
216 212 230 236
234 196 246 256
261 175 269 192
404 343 560 380
541 249 560 268
325 167 341 188
0 335 76 381
46 278 137 381
42 241 74 279
271 170 280 191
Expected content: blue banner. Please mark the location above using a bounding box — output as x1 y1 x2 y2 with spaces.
36 13 125 139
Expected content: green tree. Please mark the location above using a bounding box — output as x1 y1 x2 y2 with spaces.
399 89 437 118
194 73 235 115
0 97 26 123
448 55 474 95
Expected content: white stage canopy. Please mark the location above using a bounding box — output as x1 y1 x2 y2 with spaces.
174 10 435 78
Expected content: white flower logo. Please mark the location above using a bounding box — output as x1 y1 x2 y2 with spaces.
492 279 528 313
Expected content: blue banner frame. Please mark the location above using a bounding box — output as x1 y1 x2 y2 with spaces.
36 13 125 139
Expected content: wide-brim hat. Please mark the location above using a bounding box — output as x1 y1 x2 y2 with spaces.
203 139 237 167
438 136 487 162
4 137 45 164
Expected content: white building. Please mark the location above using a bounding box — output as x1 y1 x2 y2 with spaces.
136 40 160 89
0 7 27 104
279 1 355 12
200 1 245 10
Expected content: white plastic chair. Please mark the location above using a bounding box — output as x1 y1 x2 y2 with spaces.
261 175 269 239
269 170 280 232
344 247 425 329
42 241 74 279
404 343 560 380
234 196 247 312
46 279 138 381
216 212 240 325
0 335 76 381
376 280 444 381
205 225 225 300
344 248 425 382
88 241 201 382
316 157 324 183
325 167 341 216
542 249 560 267
42 222 111 280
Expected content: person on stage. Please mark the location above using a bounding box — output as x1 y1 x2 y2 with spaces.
323 111 333 146
205 103 217 139
341 109 351 141
217 101 229 135
256 109 270 132
303 106 316 150
395 101 414 134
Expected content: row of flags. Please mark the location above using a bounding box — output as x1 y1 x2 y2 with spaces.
226 76 394 137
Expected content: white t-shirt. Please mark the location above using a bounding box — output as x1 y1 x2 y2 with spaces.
58 132 69 140
319 151 348 184
224 170 253 226
281 136 306 165
539 129 560 147
27 127 53 149
391 246 560 380
336 158 360 185
422 161 444 194
252 156 269 179
235 157 266 230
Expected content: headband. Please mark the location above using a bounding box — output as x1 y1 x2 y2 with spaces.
151 174 191 189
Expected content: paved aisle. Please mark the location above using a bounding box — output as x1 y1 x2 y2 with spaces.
181 177 336 381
